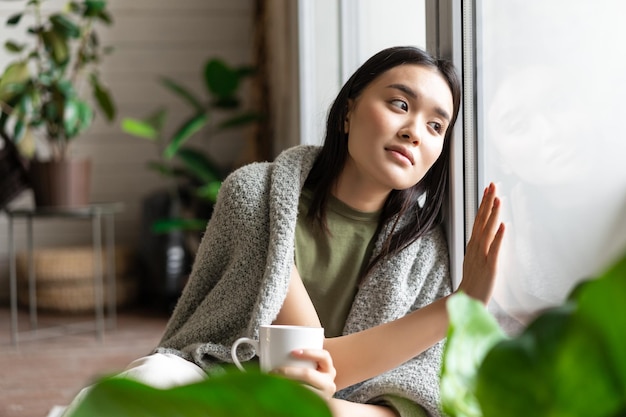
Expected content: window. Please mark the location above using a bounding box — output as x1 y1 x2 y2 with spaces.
455 1 626 322
297 0 426 145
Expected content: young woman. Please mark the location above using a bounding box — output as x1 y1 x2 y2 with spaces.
64 46 503 417
145 46 505 417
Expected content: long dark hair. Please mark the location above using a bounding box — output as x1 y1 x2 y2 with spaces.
304 46 462 277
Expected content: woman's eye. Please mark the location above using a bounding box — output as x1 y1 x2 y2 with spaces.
390 99 408 111
428 121 443 133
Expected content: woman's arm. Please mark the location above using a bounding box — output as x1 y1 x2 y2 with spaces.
272 263 322 328
328 182 505 389
275 183 504 391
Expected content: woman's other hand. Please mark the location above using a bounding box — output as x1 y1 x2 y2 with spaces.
271 348 337 400
458 182 505 304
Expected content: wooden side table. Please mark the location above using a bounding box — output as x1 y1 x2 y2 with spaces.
5 202 124 346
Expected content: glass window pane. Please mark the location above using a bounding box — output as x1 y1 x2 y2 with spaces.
479 1 626 322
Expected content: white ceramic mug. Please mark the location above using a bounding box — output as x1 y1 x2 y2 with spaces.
231 325 324 372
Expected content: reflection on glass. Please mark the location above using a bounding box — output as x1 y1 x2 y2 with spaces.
480 1 626 322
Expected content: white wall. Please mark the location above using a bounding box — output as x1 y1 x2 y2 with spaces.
0 0 255 303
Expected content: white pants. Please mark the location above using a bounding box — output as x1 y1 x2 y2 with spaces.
117 353 207 388
54 353 206 417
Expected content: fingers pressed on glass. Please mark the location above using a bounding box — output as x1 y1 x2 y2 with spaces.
473 183 496 236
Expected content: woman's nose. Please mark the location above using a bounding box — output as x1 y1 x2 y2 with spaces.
399 123 420 145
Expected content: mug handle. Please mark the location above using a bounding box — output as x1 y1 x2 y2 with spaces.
231 337 258 371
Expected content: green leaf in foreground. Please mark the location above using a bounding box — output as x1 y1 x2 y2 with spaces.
69 371 332 417
440 292 508 417
476 304 623 417
475 250 626 417
572 251 626 396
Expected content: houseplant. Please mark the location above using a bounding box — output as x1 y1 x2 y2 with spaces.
440 249 626 417
66 368 332 417
121 57 259 233
0 0 116 207
121 57 260 311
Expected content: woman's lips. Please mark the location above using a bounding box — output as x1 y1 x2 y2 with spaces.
386 146 414 165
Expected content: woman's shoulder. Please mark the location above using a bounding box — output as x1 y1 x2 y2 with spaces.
217 162 272 213
220 145 321 197
215 145 317 208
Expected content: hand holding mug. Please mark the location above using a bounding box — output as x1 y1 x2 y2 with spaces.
231 325 325 372
273 346 337 400
231 325 335 399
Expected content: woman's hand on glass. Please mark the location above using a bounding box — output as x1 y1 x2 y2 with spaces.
458 182 505 304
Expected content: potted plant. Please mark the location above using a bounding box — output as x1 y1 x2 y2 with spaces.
0 0 116 207
122 57 259 233
121 57 260 311
440 249 626 417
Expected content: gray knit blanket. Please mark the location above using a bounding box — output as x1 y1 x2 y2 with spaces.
155 145 452 416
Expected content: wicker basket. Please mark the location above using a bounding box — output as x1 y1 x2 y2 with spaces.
17 245 138 313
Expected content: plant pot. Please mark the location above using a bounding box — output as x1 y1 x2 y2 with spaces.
29 158 92 207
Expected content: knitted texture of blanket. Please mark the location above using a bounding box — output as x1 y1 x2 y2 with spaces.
155 145 452 416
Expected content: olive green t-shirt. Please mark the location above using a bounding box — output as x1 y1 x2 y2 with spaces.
294 188 380 338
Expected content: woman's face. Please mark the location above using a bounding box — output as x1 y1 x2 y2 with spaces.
343 64 454 194
488 66 592 185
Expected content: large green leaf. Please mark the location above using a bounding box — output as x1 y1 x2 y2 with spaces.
476 304 623 417
204 58 239 99
440 293 507 417
4 40 25 53
0 61 30 102
121 118 158 140
13 119 26 142
442 251 626 417
90 74 116 120
63 97 93 138
570 252 626 397
121 109 167 140
7 13 23 25
84 0 107 17
62 98 79 137
163 112 208 159
68 370 331 417
16 90 34 118
50 13 81 38
176 146 222 183
75 99 94 135
42 29 70 65
160 77 204 112
95 9 113 25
